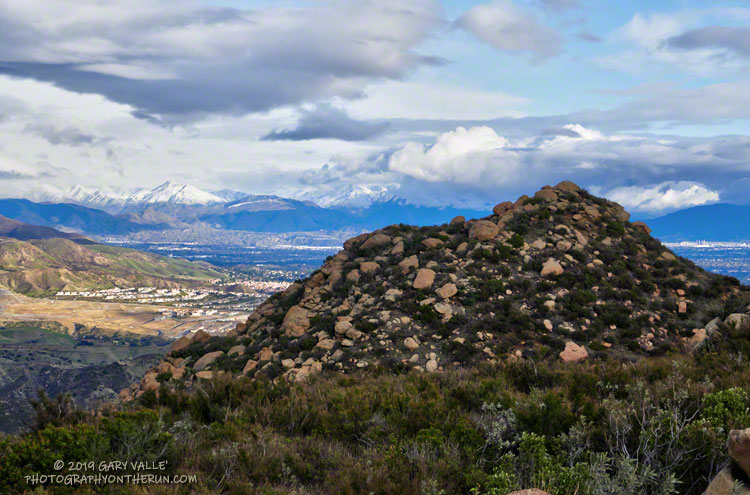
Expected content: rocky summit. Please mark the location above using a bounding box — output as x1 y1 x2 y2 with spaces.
125 181 749 397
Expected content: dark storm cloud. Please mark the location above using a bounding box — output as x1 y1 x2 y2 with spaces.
666 26 750 57
262 105 389 142
0 1 443 121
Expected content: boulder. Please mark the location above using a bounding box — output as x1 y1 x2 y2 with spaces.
228 345 245 357
195 371 213 380
559 341 588 363
399 255 419 274
531 239 546 250
492 201 513 216
436 283 458 299
141 372 159 392
556 240 572 252
194 351 224 371
540 258 564 277
258 347 273 362
316 339 336 350
702 428 750 494
425 359 438 372
450 215 466 225
554 181 580 193
242 359 258 374
346 269 361 282
534 187 558 202
391 241 405 256
169 335 192 354
612 204 630 222
335 320 353 335
422 237 444 249
404 337 420 351
469 220 500 241
360 233 391 251
413 268 436 289
359 261 380 274
632 221 651 234
726 313 750 330
678 301 687 314
282 305 310 337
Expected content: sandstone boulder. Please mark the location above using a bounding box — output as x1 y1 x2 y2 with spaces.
413 268 436 289
195 371 213 380
632 221 651 234
436 283 458 299
554 181 580 193
194 351 224 371
469 220 499 241
360 233 391 251
359 261 380 274
702 428 750 494
282 305 310 337
243 359 258 374
726 313 750 330
422 238 444 249
540 258 564 277
399 255 419 274
534 187 558 202
493 201 513 216
258 347 273 362
404 337 419 351
559 341 588 363
169 335 192 354
228 345 245 356
450 215 466 225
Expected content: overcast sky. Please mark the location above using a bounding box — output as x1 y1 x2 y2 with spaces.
0 0 749 214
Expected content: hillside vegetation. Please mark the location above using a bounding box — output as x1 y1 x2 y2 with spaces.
3 182 750 495
0 236 224 296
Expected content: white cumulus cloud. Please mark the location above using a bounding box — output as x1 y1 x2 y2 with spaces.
602 182 719 212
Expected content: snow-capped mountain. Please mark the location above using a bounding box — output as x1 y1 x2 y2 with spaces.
285 184 397 209
129 181 224 205
66 184 136 211
212 189 252 202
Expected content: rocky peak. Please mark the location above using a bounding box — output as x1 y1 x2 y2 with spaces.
126 181 749 397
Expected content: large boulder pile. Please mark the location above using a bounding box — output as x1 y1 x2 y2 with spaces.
125 181 749 396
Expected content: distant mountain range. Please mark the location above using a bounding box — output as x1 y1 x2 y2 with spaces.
1 182 487 237
646 203 750 242
14 181 748 242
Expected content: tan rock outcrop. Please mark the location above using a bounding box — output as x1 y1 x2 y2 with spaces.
282 305 310 337
436 283 458 299
469 220 499 241
413 268 436 289
540 258 564 277
559 341 588 363
194 351 224 371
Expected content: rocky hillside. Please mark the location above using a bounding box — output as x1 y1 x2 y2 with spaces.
127 181 749 397
0 236 225 296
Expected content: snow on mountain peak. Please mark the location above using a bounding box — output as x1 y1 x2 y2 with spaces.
128 181 224 205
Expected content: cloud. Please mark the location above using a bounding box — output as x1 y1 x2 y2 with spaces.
24 122 98 146
602 182 719 212
600 12 750 75
456 0 562 61
0 170 35 179
537 0 579 11
298 124 750 211
666 26 750 57
262 105 389 142
0 0 444 120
